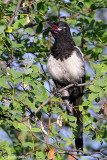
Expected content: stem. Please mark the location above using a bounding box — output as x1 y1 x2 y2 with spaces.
45 102 52 158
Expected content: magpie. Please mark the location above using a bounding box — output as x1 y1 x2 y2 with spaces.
47 21 86 150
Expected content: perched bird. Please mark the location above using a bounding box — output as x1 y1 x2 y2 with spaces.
47 21 86 150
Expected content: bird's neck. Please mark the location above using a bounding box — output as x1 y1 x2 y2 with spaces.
51 35 75 61
55 34 75 44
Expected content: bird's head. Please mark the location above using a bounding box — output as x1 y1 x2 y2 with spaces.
48 21 71 39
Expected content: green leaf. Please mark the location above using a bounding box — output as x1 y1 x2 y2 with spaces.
19 18 27 26
34 85 48 102
84 1 93 8
82 101 90 106
18 93 28 101
0 78 10 89
0 46 3 54
5 27 13 33
32 85 41 97
91 105 100 113
31 65 40 72
31 128 41 132
94 79 107 87
99 90 104 98
79 105 83 111
25 28 33 34
8 5 15 11
18 123 28 131
0 25 5 34
13 19 27 29
2 140 9 146
13 121 18 128
70 122 77 128
11 41 23 49
36 23 43 34
66 140 73 146
101 64 107 72
25 68 33 75
36 151 45 159
105 86 107 94
88 93 98 101
26 61 33 69
16 115 22 120
14 78 22 84
89 85 101 92
22 142 33 147
6 69 23 79
63 114 76 121
37 2 44 10
60 143 65 147
27 99 36 110
14 71 23 78
0 95 2 100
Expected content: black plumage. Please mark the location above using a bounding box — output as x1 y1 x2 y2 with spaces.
47 21 86 150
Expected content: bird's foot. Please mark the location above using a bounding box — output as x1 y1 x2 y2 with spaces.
73 82 78 91
73 82 78 87
53 88 61 97
66 104 74 116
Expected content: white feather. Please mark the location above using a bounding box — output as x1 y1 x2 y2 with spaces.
47 51 85 83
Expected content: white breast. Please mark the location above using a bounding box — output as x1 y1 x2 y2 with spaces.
47 51 85 83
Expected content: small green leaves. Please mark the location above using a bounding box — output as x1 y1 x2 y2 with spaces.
88 93 98 101
63 113 76 121
31 128 41 132
11 41 24 49
25 28 33 34
18 93 28 101
0 25 6 34
18 123 28 131
6 68 23 79
91 105 100 113
94 79 107 87
36 151 45 160
22 142 33 148
25 68 33 75
82 101 90 106
89 85 101 92
36 23 43 34
0 78 10 89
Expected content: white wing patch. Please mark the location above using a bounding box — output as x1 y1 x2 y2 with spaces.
74 46 84 58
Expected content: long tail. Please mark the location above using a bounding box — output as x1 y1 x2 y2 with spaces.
53 80 84 150
73 105 83 150
69 86 84 150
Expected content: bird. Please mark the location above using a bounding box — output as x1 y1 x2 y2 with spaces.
47 21 86 151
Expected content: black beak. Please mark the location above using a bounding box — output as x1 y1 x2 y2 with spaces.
47 21 59 31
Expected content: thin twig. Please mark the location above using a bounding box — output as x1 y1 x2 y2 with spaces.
29 132 107 159
8 0 22 27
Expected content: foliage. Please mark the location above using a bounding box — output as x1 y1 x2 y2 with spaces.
0 0 107 159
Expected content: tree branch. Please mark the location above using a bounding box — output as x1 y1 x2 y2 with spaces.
35 80 94 114
36 75 104 114
29 131 107 159
8 0 22 27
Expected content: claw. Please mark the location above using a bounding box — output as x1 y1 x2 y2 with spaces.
73 82 78 87
53 88 61 97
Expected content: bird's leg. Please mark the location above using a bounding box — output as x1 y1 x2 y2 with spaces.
53 88 62 97
53 80 63 97
73 82 78 88
61 90 73 116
